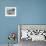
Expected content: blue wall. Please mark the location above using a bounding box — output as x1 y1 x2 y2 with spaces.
0 0 46 44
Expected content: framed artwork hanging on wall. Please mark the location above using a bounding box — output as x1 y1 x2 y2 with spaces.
5 7 16 16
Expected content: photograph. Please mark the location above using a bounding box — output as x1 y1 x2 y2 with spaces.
18 24 46 46
5 7 16 16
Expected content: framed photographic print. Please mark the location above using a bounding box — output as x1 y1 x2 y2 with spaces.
5 7 16 16
18 24 46 42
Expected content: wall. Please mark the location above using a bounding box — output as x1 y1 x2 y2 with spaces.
0 0 46 44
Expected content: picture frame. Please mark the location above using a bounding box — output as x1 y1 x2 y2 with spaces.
18 24 46 42
5 7 16 16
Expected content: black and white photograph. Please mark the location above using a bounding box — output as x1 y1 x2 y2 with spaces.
18 25 46 46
